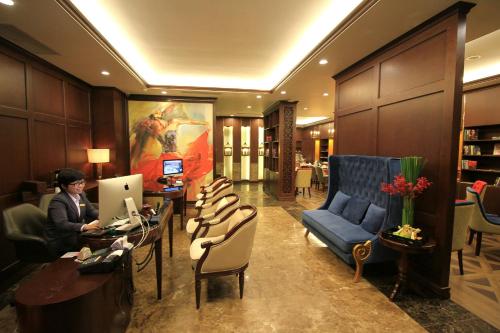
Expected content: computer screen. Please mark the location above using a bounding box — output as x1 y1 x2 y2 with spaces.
98 174 143 227
163 159 183 176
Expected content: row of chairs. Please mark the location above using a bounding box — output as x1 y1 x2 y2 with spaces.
295 166 328 197
187 176 258 309
452 181 500 274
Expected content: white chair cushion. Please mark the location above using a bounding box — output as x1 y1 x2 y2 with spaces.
196 193 204 200
228 208 245 232
186 218 198 235
216 197 229 212
190 235 226 265
195 200 204 207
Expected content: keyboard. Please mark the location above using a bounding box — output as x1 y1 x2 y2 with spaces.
81 229 109 237
109 218 130 227
115 221 142 232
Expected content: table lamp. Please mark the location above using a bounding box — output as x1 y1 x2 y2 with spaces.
87 148 109 179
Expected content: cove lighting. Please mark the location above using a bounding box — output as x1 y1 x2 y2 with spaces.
296 117 327 125
70 0 363 90
319 59 328 65
0 0 14 6
101 70 110 76
463 62 500 83
465 55 481 61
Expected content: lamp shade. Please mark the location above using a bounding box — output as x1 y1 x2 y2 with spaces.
87 148 110 163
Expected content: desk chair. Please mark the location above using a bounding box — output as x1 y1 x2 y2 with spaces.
3 203 54 262
452 201 474 275
190 205 258 309
296 168 313 197
466 187 500 256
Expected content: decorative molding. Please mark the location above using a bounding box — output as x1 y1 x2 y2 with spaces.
282 106 295 194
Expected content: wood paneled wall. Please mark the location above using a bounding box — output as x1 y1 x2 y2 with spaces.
215 117 263 181
298 121 334 162
333 3 473 297
463 78 500 127
0 39 93 280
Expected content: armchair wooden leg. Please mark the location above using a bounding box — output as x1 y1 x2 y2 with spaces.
304 229 310 237
239 271 245 299
308 188 311 198
195 279 201 309
302 188 305 197
475 232 483 256
458 250 464 275
352 240 372 283
468 229 475 245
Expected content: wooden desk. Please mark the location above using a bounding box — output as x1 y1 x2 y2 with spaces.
81 201 174 300
379 233 436 301
144 186 187 229
15 257 131 333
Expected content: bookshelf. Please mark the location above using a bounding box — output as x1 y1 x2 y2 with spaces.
461 125 500 184
263 101 297 200
319 139 329 162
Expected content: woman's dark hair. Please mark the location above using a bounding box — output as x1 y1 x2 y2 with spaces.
57 168 85 186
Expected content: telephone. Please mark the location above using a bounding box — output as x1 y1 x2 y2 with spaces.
78 249 126 274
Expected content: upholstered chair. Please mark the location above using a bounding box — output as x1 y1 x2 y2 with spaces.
186 193 240 242
466 187 500 255
452 201 474 275
190 205 258 309
315 166 327 191
39 193 56 214
296 168 313 197
471 180 487 202
3 203 55 262
194 180 233 215
196 176 228 200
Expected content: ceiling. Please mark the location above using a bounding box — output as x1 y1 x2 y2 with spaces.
1 0 499 122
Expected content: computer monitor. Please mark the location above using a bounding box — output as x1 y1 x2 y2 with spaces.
98 174 143 227
163 159 183 176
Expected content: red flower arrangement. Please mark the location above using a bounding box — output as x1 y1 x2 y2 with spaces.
381 174 432 199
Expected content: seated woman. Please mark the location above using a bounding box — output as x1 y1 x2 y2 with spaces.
45 168 100 256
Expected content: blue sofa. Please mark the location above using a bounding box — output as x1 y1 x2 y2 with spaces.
302 155 402 282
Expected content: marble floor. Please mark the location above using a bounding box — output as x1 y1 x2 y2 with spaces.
0 183 499 332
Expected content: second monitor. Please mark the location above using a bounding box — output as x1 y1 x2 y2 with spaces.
163 159 183 177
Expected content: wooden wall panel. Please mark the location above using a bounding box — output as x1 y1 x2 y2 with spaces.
0 116 30 195
33 120 66 181
333 3 473 297
31 67 64 117
66 82 90 123
337 110 376 155
67 124 92 178
0 52 26 110
464 84 500 126
215 117 223 164
338 67 374 111
250 118 259 163
232 118 241 164
380 33 446 97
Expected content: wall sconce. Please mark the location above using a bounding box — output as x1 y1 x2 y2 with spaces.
224 142 233 156
258 144 264 156
310 127 320 139
241 142 250 156
328 126 335 137
87 148 110 179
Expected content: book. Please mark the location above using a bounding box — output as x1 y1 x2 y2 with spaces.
495 177 500 186
494 143 500 156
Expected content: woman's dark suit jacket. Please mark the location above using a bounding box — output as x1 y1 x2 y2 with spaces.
46 191 99 255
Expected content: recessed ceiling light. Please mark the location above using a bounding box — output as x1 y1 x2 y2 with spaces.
319 59 328 65
230 114 234 116
256 95 262 99
101 70 110 76
161 91 167 95
0 0 14 6
280 90 286 95
247 105 252 109
323 92 329 96
304 107 308 110
465 55 481 61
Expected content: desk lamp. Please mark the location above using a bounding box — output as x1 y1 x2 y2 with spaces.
87 148 109 179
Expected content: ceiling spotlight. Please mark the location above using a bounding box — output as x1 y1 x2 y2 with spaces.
0 0 14 5
256 95 262 99
319 59 328 65
101 70 110 76
323 92 329 96
465 55 481 61
247 105 252 109
230 114 234 117
161 91 167 95
280 90 286 95
304 107 308 110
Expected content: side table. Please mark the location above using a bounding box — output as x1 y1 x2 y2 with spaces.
379 232 436 301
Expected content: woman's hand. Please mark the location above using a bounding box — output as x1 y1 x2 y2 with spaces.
82 220 101 231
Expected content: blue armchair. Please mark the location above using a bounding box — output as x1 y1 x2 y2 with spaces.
302 155 402 282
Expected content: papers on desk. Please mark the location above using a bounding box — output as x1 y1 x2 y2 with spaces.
61 252 79 258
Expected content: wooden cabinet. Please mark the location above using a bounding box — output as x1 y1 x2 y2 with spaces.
319 139 329 162
461 125 500 185
263 101 297 200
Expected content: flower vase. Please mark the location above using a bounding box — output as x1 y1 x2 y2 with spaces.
402 197 414 226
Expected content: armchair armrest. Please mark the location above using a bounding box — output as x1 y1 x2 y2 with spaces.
201 235 225 248
201 212 215 220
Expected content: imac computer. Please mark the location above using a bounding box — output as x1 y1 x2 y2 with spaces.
163 159 183 177
98 174 143 227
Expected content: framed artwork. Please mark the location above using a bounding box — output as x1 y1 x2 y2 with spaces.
128 101 213 201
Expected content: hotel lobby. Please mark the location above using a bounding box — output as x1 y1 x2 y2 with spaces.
0 1 499 332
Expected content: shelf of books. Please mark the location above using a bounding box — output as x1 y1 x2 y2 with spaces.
461 125 500 185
